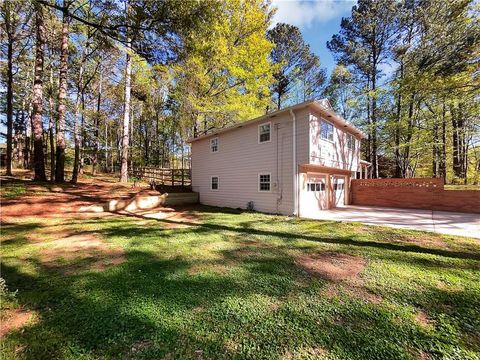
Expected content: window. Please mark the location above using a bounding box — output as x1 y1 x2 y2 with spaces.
258 173 271 191
258 122 271 143
211 176 219 190
320 120 334 141
307 182 325 192
210 137 218 153
347 134 356 150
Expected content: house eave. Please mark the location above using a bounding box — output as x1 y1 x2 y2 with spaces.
186 101 313 143
186 99 367 143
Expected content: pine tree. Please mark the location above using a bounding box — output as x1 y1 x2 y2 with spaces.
328 0 397 178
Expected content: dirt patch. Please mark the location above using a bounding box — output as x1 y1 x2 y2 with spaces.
192 306 205 313
417 350 434 360
415 309 433 328
1 176 142 219
0 308 36 338
295 252 366 282
37 233 125 273
224 338 241 353
268 302 280 312
387 231 448 250
296 251 382 304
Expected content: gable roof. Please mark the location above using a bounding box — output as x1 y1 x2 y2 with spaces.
187 99 366 143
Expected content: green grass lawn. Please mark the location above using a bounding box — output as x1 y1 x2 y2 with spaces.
1 207 479 359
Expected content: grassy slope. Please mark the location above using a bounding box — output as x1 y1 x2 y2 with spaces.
1 206 479 359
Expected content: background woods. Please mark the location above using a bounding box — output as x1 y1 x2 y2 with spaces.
1 0 479 184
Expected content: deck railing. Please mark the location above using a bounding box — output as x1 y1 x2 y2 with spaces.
132 167 191 186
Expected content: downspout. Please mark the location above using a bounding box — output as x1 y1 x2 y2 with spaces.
290 109 298 216
275 123 282 214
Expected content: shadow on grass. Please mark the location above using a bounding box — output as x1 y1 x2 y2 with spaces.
1 208 479 358
0 245 420 359
111 208 480 261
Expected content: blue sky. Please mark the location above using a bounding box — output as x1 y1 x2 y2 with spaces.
271 0 357 75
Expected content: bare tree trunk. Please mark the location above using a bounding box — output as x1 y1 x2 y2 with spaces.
105 120 108 172
71 43 87 184
120 0 131 183
371 71 378 178
403 96 414 177
22 99 30 169
4 2 14 176
365 74 371 166
440 100 447 182
48 74 55 181
394 91 402 178
79 93 85 174
92 67 102 176
394 63 403 178
451 104 466 181
432 121 439 177
32 2 47 181
110 133 114 172
55 1 69 183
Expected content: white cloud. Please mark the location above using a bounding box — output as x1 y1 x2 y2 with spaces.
271 0 355 29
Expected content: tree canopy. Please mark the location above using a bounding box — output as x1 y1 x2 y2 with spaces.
0 0 478 184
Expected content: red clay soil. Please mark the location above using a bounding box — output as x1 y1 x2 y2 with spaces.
1 177 142 218
0 309 36 338
295 252 366 282
1 175 201 223
295 251 383 304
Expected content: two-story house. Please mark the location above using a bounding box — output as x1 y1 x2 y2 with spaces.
188 99 369 218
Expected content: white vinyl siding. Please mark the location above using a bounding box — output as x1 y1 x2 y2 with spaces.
191 107 311 215
309 111 360 172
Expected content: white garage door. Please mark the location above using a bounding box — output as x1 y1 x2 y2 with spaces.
333 176 346 207
299 174 327 217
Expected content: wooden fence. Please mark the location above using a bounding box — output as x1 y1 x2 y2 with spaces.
132 167 191 186
351 178 480 213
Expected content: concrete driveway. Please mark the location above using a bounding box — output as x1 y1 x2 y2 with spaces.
308 206 480 239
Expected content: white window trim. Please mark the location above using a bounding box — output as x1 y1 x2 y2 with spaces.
210 175 219 191
258 172 272 192
319 119 334 143
258 121 272 144
210 137 219 153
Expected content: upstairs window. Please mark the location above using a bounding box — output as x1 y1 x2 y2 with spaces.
258 173 271 192
210 137 218 153
258 122 271 143
347 134 356 150
211 176 219 190
320 120 334 141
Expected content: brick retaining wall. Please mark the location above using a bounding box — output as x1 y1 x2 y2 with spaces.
351 178 480 214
